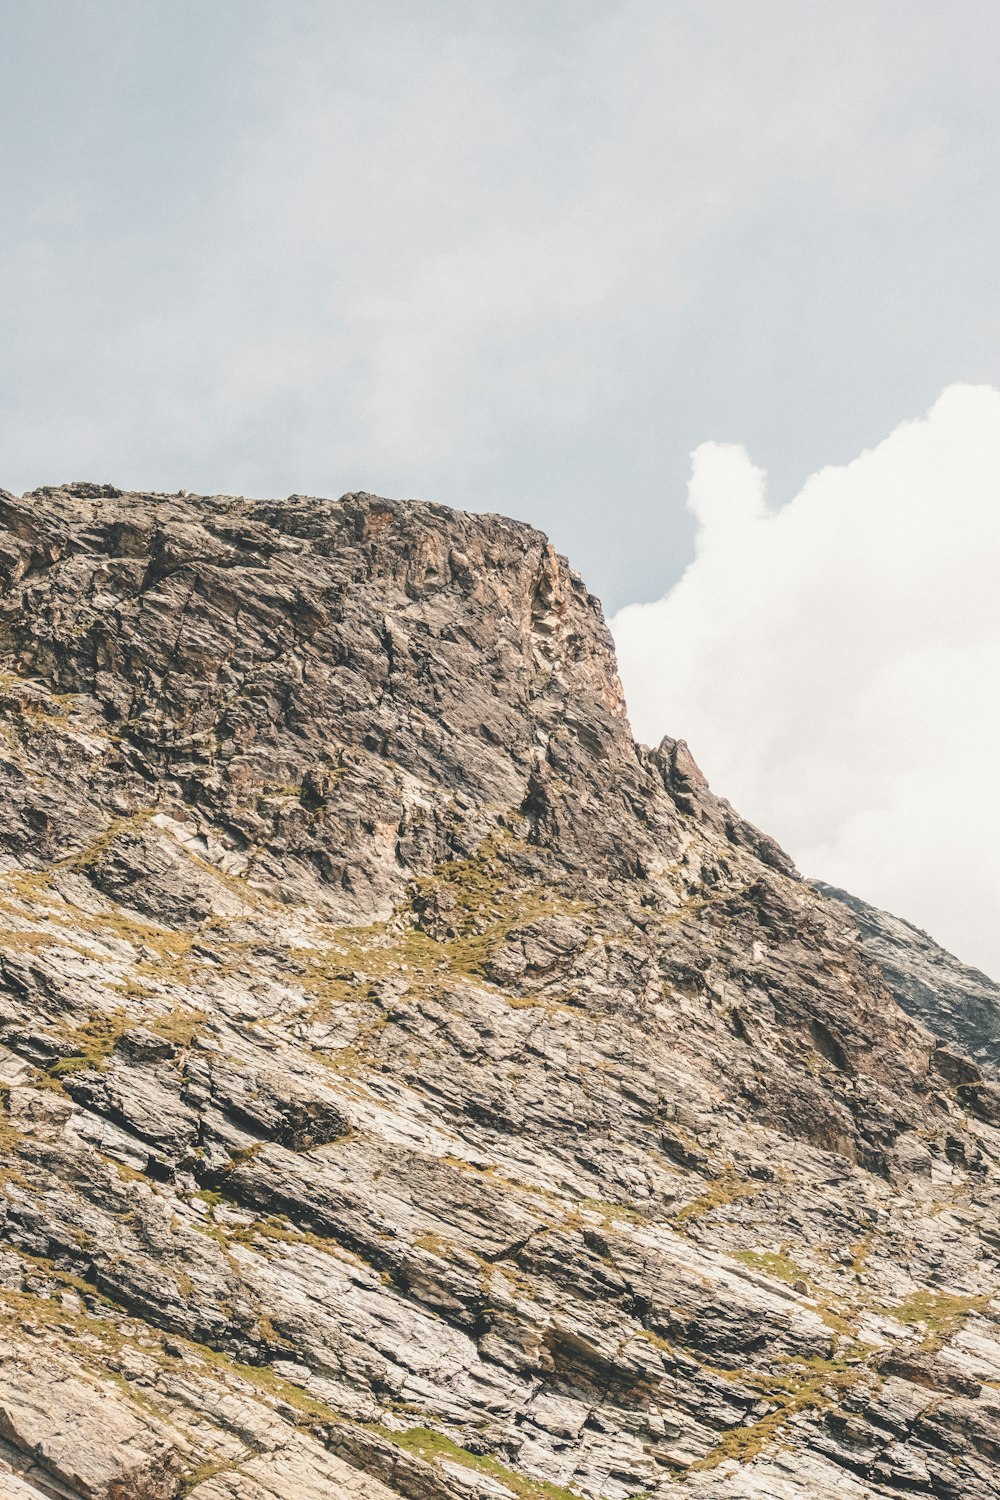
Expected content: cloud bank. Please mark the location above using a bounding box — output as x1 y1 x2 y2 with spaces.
612 384 1000 977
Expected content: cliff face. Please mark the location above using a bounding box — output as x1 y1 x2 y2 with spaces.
0 485 999 1500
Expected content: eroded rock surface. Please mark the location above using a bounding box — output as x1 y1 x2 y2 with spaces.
0 483 997 1498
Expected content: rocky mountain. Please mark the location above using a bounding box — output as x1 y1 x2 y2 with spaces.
0 482 999 1500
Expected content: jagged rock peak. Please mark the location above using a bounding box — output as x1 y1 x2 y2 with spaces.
0 484 652 909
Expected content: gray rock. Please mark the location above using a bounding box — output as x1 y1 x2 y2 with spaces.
815 880 1000 1072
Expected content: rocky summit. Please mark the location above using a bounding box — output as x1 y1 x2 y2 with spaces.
1 484 1000 1500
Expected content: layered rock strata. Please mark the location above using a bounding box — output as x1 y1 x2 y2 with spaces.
0 483 997 1499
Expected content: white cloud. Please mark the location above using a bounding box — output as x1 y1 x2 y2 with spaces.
612 384 1000 977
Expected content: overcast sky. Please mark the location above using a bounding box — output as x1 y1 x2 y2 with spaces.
4 0 1000 609
3 2 1000 966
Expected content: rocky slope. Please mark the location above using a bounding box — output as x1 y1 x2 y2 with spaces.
815 882 1000 1077
0 483 999 1500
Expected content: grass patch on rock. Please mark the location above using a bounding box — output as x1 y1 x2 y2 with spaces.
375 1425 584 1500
671 1173 761 1226
732 1248 807 1285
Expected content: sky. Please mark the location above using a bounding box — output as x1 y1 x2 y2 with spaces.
612 386 1000 978
2 2 999 967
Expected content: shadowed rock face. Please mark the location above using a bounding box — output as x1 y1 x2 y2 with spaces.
0 484 999 1500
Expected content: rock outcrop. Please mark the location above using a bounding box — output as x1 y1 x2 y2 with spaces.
0 482 998 1498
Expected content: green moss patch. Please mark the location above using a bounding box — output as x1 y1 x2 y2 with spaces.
373 1425 583 1500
